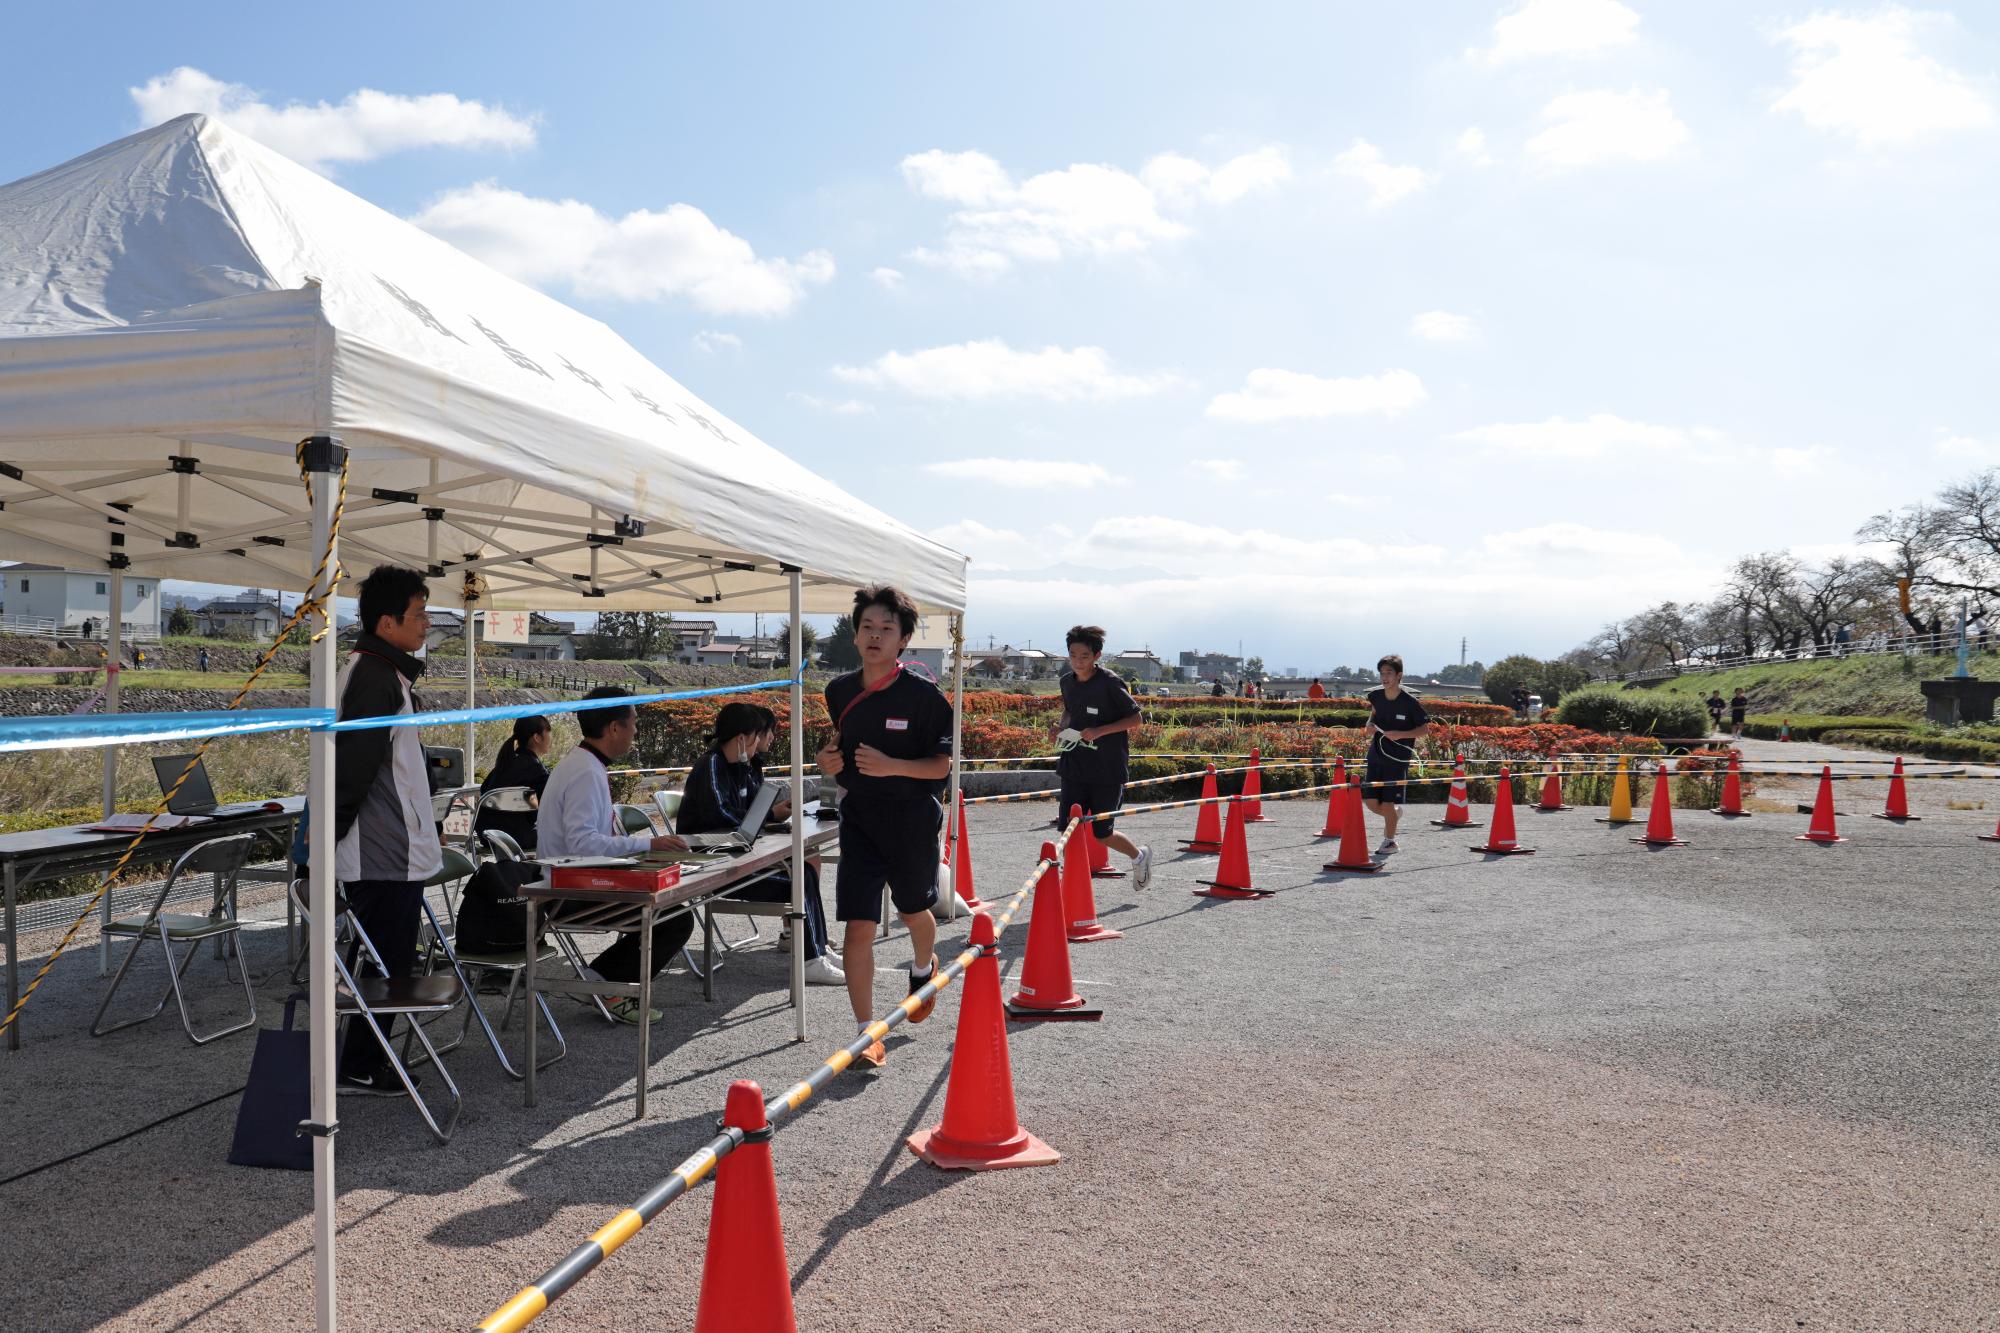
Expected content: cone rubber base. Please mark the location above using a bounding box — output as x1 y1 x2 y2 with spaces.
1066 923 1123 942
1533 804 1573 812
1243 815 1272 824
1177 840 1224 853
1090 868 1127 879
1193 883 1274 899
1711 808 1753 817
1796 834 1847 843
1978 834 2000 843
1471 845 1536 855
1314 831 1342 840
1430 818 1484 828
1007 997 1103 1022
1321 860 1383 874
1869 813 1920 822
1632 836 1688 846
908 1126 1060 1171
1593 817 1637 825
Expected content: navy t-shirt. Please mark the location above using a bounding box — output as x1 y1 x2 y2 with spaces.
1058 667 1139 783
825 667 954 802
1366 687 1429 764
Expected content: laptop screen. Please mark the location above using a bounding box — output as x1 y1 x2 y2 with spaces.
151 754 218 815
735 781 781 840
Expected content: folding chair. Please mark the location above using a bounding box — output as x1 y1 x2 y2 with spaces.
651 787 683 828
483 827 614 1025
468 785 536 860
614 803 656 837
92 832 260 1044
420 839 566 1079
290 879 464 1143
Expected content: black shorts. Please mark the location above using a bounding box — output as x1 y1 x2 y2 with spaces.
1361 751 1409 804
1054 778 1124 838
834 796 942 922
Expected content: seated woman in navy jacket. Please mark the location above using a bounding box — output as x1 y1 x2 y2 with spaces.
475 715 551 851
676 702 843 986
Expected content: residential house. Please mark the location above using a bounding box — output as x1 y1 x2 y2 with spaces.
194 592 282 640
0 564 162 639
902 616 955 678
1178 649 1244 681
1109 648 1167 682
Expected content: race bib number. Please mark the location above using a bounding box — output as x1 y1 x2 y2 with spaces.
1086 706 1100 715
885 718 909 731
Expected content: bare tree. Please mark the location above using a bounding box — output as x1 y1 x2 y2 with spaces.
1780 557 1870 649
1927 470 2000 604
1857 502 1951 633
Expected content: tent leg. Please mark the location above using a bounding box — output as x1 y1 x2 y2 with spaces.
98 565 124 975
946 612 965 922
462 587 477 782
788 570 806 1043
303 437 344 1333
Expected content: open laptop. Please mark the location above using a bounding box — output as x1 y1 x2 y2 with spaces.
680 781 782 853
151 755 271 818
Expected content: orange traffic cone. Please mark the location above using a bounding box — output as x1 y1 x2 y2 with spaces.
1195 798 1272 899
1430 756 1483 828
1471 768 1535 855
1712 751 1751 817
1534 757 1572 812
1179 766 1225 853
1870 757 1919 821
1008 844 1101 1022
1632 762 1688 846
1008 840 1104 1016
1063 806 1122 941
949 789 989 910
1241 748 1271 822
1796 766 1846 843
1978 810 2000 843
1322 770 1382 873
1316 757 1350 838
909 912 1060 1171
693 1080 797 1333
1085 810 1125 879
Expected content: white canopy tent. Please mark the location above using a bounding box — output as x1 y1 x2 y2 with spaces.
0 115 967 1331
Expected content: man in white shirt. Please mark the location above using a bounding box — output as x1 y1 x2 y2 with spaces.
540 687 691 1024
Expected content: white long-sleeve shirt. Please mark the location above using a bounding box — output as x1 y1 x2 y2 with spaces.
537 744 651 859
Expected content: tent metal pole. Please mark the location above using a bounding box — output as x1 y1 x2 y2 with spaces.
946 612 965 922
303 437 343 1333
788 571 806 1042
97 565 123 974
462 586 477 782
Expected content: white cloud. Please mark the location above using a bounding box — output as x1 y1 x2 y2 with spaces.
1527 88 1692 170
1475 0 1642 65
928 519 1050 570
1332 139 1434 207
922 459 1115 489
900 144 1290 274
1936 430 2000 463
1068 515 1445 574
834 339 1178 402
1771 7 1997 147
1412 310 1476 341
786 392 872 415
693 330 742 354
1207 368 1427 424
409 182 833 316
130 66 536 173
869 266 905 288
1769 445 1831 476
1455 127 1494 165
1325 492 1383 507
1481 521 1666 563
1191 458 1246 481
1452 413 1721 459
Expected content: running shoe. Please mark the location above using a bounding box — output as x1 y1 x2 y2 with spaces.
1133 845 1153 889
607 998 664 1025
802 954 846 986
1375 839 1399 857
854 1037 887 1068
907 953 941 1023
337 1069 415 1097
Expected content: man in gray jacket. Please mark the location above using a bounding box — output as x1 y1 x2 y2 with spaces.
333 565 444 1094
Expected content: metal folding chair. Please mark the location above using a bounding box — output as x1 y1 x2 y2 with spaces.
468 785 535 859
290 878 464 1144
419 839 566 1078
482 827 614 1025
92 832 260 1044
614 803 656 837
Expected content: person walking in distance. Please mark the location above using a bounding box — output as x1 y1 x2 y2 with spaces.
1729 687 1749 741
1706 690 1726 736
1361 654 1430 858
816 586 954 1068
1051 625 1151 887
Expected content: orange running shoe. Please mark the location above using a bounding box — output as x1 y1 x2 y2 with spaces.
907 954 941 1023
854 1038 887 1069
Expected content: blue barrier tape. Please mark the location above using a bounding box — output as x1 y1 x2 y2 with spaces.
0 708 335 753
0 681 799 753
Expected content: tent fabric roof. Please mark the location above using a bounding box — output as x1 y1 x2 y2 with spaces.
0 116 966 614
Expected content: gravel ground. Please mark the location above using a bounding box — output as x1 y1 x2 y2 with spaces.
1 737 1995 1331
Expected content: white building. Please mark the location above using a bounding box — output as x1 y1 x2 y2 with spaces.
1109 648 1167 682
194 592 281 639
903 616 955 678
0 564 161 639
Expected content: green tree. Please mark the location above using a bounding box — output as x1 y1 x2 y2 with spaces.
1437 660 1484 685
1245 655 1265 677
774 618 818 668
582 611 681 660
1482 654 1545 706
165 606 195 637
820 614 860 670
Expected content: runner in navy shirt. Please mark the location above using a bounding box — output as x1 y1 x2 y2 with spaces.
815 586 953 1068
1361 654 1429 858
1052 624 1151 887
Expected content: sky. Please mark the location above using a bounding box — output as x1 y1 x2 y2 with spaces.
2 1 1996 673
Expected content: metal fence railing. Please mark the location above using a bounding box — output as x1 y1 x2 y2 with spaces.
1598 629 1977 682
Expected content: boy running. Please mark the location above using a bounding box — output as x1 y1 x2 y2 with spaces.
1051 625 1151 886
1362 654 1430 857
816 586 953 1068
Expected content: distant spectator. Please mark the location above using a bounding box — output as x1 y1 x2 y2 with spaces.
197 646 209 673
1729 688 1748 741
1972 613 1990 653
1511 685 1530 717
81 617 95 639
1209 680 1225 698
1306 678 1326 700
1706 691 1726 734
1834 624 1852 657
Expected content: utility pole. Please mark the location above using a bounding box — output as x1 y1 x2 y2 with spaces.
1461 636 1467 666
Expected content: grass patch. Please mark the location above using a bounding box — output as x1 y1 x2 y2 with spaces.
0 669 311 690
1632 651 2000 720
